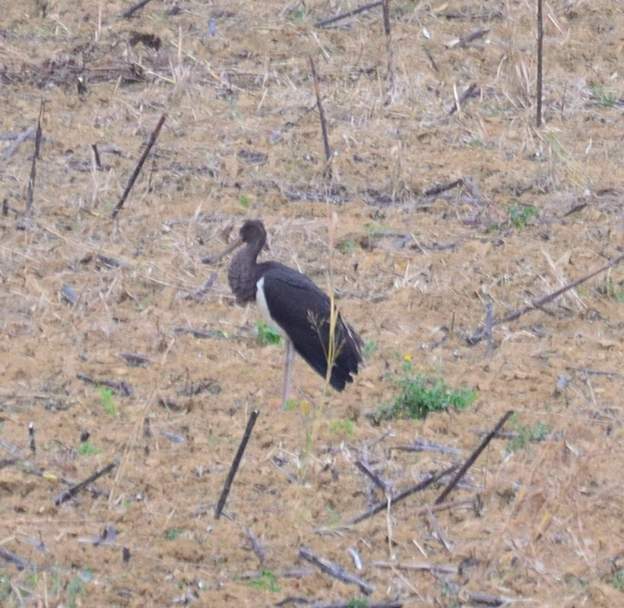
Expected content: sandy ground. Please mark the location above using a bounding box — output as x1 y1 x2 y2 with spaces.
1 1 624 606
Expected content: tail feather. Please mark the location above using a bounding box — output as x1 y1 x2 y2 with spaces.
328 319 363 391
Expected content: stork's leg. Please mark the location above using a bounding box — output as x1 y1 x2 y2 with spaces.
281 338 295 409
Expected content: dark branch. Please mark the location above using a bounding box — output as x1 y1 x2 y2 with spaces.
435 411 513 504
299 546 374 595
112 113 166 219
54 461 117 505
215 409 259 518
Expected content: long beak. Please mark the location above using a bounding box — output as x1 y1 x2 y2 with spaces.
201 237 243 264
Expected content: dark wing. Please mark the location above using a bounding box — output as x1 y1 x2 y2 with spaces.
260 264 363 391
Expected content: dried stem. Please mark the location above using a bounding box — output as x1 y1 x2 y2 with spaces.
349 464 458 525
54 461 117 505
112 113 166 219
299 546 374 595
308 57 332 180
468 251 624 345
315 0 383 28
215 409 259 518
536 0 544 127
435 411 513 504
25 101 44 217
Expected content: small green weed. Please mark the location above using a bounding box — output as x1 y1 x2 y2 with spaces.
371 363 476 423
164 527 184 541
328 418 355 437
78 440 100 456
337 238 357 254
508 203 539 229
66 575 84 608
363 339 377 358
98 387 118 416
507 420 551 452
611 569 624 592
248 570 280 592
590 85 617 108
256 321 282 346
346 599 369 608
239 194 251 208
600 277 624 303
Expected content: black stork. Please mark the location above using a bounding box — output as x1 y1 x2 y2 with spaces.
214 220 363 408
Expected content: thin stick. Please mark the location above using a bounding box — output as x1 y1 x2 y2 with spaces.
112 113 166 219
299 546 374 595
215 409 259 519
468 252 624 344
25 101 44 216
120 0 153 19
308 57 332 180
54 461 117 505
449 83 480 115
91 143 102 171
435 411 513 505
349 464 458 525
28 422 36 455
382 0 394 104
0 547 32 571
315 0 383 28
536 0 544 127
354 459 388 491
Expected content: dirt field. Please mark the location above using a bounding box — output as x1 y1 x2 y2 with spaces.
1 1 623 606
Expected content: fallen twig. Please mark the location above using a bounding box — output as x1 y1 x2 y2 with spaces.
54 461 117 505
299 546 374 595
2 126 36 160
467 252 624 344
425 178 463 196
76 372 134 397
215 409 259 518
315 0 383 28
112 113 166 219
449 83 480 115
349 465 458 525
373 560 457 575
435 411 513 505
354 459 388 491
0 547 33 571
120 0 153 19
308 57 332 180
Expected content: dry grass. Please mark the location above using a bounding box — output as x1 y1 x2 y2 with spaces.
1 0 624 606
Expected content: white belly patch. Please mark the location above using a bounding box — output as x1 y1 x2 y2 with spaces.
256 277 286 337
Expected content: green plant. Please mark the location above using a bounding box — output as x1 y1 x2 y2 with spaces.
164 527 184 540
507 420 551 452
370 363 476 423
601 277 624 303
66 575 84 608
346 599 369 608
256 321 282 346
590 85 617 108
239 194 251 208
98 387 118 416
78 440 100 456
328 418 355 437
337 238 357 254
611 569 624 591
363 339 377 358
508 203 539 229
248 570 280 592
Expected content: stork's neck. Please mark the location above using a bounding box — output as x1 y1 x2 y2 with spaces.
228 239 264 304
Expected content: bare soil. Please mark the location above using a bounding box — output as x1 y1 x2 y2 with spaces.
1 1 624 606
